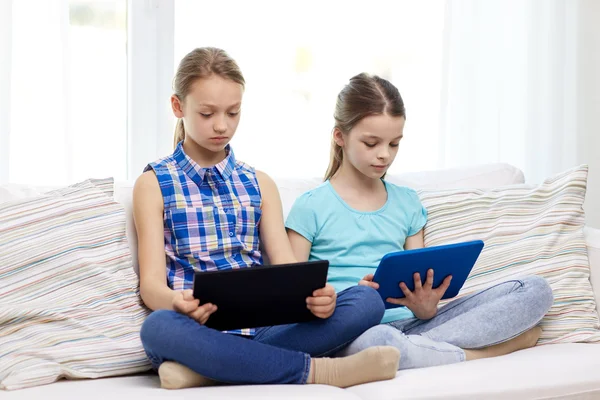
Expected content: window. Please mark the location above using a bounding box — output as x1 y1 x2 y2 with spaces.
5 0 127 185
174 0 446 178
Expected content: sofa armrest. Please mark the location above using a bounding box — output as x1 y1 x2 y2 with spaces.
584 226 600 314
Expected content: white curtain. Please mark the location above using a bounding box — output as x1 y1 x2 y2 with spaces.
440 0 600 226
2 0 598 227
0 0 127 186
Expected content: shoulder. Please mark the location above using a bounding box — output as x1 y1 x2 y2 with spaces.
255 170 277 194
235 159 256 175
294 182 330 206
145 153 177 172
286 182 331 217
133 171 163 210
385 182 421 203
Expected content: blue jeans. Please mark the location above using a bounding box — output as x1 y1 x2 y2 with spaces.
337 275 554 369
140 285 384 384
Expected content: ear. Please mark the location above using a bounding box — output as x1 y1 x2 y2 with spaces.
171 94 184 118
333 128 345 147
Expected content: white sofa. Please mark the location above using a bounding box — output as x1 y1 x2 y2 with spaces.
5 163 600 400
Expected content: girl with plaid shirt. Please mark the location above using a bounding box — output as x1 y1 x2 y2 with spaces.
133 47 400 389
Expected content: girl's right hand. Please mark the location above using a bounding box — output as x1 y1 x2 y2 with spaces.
172 289 217 325
359 274 380 290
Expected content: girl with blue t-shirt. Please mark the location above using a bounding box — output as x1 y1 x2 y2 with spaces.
286 73 554 370
133 49 401 389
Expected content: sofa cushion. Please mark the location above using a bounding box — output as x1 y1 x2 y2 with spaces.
418 165 600 344
0 178 150 390
113 163 524 276
347 343 600 400
586 227 600 314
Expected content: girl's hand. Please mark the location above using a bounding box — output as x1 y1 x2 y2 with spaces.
386 269 452 320
307 284 337 319
172 289 217 325
358 273 380 290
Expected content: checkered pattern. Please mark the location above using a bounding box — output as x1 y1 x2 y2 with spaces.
145 143 263 335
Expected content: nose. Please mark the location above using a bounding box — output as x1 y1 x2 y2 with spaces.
377 147 390 161
213 114 227 133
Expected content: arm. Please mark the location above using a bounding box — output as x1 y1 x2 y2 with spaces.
133 171 216 322
404 228 425 250
256 170 297 265
257 171 336 318
287 229 312 262
133 171 177 311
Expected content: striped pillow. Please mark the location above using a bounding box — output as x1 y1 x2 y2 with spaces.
419 165 600 344
0 178 151 391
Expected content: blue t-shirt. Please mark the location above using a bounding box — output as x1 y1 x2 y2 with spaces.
285 180 427 324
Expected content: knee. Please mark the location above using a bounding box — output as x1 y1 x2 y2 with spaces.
522 275 554 316
345 285 385 325
364 324 404 346
140 309 178 348
346 325 405 353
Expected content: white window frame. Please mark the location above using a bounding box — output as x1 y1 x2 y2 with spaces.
0 0 12 183
127 0 175 180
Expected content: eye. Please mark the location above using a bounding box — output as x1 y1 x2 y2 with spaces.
364 142 376 148
390 143 400 148
199 112 213 117
228 111 240 117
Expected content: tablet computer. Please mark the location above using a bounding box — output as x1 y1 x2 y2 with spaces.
192 260 329 331
373 240 484 309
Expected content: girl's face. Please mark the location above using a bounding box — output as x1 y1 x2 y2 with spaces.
172 74 243 152
335 114 405 179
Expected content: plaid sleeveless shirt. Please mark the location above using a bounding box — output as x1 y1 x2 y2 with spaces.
145 143 263 335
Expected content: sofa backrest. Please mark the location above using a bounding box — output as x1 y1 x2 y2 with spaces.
113 163 525 276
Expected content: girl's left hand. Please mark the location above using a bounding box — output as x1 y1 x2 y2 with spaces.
386 269 452 320
306 284 337 319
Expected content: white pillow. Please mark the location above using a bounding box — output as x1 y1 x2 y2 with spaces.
419 165 600 344
0 178 150 391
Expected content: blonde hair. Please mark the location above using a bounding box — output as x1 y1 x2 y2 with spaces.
172 47 245 148
324 73 406 181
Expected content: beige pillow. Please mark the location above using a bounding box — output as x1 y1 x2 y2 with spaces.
418 165 600 344
0 178 150 391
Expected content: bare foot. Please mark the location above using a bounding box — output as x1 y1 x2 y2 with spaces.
464 326 542 361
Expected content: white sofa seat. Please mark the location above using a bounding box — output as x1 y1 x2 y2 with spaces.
3 376 361 400
349 343 600 400
6 343 598 400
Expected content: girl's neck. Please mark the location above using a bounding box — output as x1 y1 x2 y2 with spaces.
330 159 384 193
182 139 227 168
329 159 388 213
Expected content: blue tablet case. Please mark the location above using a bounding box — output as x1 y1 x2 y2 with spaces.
373 240 484 309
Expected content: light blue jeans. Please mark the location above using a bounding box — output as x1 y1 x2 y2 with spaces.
337 275 554 370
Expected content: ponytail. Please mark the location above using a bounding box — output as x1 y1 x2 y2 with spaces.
173 119 185 149
324 138 343 181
